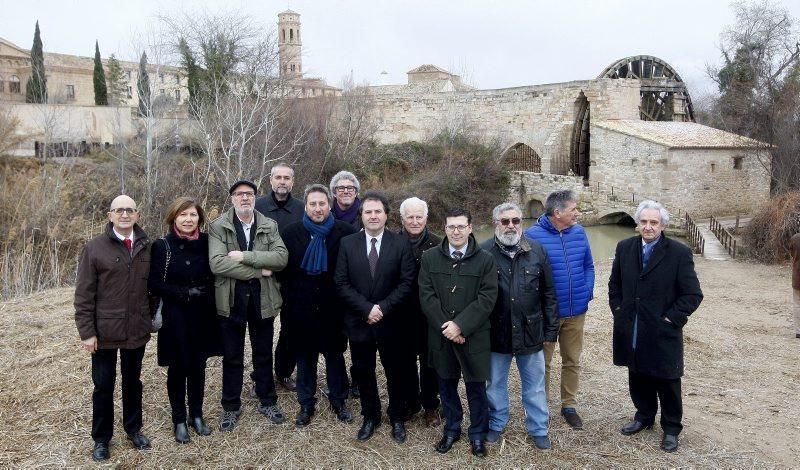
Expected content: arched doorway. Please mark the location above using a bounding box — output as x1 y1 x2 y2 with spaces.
504 143 541 172
596 211 636 226
527 199 545 219
570 92 590 182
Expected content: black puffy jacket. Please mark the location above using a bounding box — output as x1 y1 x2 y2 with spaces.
482 236 559 355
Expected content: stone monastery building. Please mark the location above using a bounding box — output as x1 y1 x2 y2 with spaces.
0 9 769 221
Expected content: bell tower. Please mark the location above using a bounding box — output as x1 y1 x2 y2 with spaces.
278 10 302 78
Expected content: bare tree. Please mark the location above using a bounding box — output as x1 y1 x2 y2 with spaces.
0 108 26 156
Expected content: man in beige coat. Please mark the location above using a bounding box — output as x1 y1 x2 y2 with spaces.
209 180 288 432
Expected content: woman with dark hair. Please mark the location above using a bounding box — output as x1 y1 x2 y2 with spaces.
149 197 220 443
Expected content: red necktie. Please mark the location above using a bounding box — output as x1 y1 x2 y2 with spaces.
124 238 133 253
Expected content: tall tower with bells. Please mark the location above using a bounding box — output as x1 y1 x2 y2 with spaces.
278 10 302 78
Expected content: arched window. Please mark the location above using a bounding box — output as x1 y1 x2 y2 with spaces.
291 64 295 72
281 29 286 42
503 143 541 172
9 75 20 93
297 31 301 42
290 29 294 41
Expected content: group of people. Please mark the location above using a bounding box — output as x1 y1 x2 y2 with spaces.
74 164 704 462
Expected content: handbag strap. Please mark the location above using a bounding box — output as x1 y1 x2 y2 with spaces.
161 237 171 282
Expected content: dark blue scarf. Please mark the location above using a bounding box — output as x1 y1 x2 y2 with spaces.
300 213 335 275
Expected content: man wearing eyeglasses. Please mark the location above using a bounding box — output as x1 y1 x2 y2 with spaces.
480 203 558 450
74 195 152 461
524 189 595 430
418 208 498 458
209 180 288 432
329 170 363 230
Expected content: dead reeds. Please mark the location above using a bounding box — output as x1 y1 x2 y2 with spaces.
742 191 800 263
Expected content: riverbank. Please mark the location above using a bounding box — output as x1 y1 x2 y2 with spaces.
0 256 796 466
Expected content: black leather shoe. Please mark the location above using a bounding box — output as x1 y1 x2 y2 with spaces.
332 404 354 423
435 434 460 454
92 442 109 461
127 431 151 450
661 433 679 452
190 416 212 436
620 420 654 436
174 422 191 444
295 406 314 427
391 421 407 443
356 418 379 441
470 439 487 457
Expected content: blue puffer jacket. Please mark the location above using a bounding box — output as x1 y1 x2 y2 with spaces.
524 214 594 317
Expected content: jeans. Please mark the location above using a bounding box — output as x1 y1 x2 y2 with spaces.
486 350 549 436
543 313 585 408
793 289 800 335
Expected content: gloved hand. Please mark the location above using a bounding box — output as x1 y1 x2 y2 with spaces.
188 286 207 298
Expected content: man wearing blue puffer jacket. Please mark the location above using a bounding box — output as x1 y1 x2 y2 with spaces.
525 189 594 430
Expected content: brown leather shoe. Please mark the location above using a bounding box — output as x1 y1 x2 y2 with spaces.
425 409 441 427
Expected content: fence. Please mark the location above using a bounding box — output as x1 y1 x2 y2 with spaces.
684 212 705 255
709 215 737 258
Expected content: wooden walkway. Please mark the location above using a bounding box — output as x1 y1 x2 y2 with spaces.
694 216 751 261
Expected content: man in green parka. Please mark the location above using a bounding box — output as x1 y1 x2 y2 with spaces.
418 208 498 458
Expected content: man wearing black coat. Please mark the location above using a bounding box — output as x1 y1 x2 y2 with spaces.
335 190 416 443
609 200 703 453
255 162 304 391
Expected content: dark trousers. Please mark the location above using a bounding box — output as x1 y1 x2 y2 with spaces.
91 346 146 444
438 375 488 441
274 313 296 379
629 370 683 435
350 338 407 422
167 361 206 424
220 315 277 411
296 350 348 409
410 325 439 411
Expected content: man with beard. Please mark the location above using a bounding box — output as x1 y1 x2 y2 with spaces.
418 208 498 458
335 190 416 443
481 203 558 450
279 184 356 426
398 197 442 427
209 180 288 432
255 162 303 392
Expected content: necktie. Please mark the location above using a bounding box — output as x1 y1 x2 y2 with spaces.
642 244 651 269
452 250 463 261
369 238 379 277
124 238 133 254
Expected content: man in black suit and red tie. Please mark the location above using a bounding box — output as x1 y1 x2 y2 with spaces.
335 190 416 443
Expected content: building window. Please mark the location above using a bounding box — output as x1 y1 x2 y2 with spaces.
710 163 716 173
281 29 286 42
0 75 4 92
66 84 75 100
160 89 165 95
291 64 295 72
174 73 180 84
733 156 744 170
290 29 294 41
9 75 21 93
127 86 133 99
174 89 180 102
159 73 165 83
125 70 131 80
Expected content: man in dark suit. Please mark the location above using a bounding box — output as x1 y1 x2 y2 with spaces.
335 190 416 443
255 162 303 391
609 200 703 453
279 184 356 426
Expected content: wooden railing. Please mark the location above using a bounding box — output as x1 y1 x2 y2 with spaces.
710 215 737 258
684 212 705 255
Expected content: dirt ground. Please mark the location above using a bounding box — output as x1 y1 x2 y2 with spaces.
0 256 797 468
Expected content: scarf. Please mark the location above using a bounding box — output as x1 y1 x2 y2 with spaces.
333 197 361 224
173 225 200 241
300 213 335 275
404 227 430 250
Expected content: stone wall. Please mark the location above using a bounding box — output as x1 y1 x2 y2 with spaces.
370 78 641 174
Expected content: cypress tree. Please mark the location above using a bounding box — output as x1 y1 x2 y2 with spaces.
178 38 200 114
93 41 108 105
137 52 151 117
25 21 47 103
105 54 126 105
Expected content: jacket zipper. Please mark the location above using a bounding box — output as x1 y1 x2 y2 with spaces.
559 231 574 315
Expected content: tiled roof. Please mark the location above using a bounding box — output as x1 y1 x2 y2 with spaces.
407 64 451 74
592 120 769 149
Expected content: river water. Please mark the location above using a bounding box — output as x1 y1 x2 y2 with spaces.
473 221 642 261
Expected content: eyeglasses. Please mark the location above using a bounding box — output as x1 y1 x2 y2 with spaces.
334 185 356 193
445 225 469 232
498 217 522 226
111 207 137 215
232 191 255 199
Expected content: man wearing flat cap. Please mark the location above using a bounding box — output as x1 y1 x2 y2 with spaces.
209 180 289 432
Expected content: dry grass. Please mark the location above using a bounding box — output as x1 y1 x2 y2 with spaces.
0 258 796 467
743 191 800 263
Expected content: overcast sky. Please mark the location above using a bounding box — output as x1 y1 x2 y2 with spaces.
3 0 799 98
